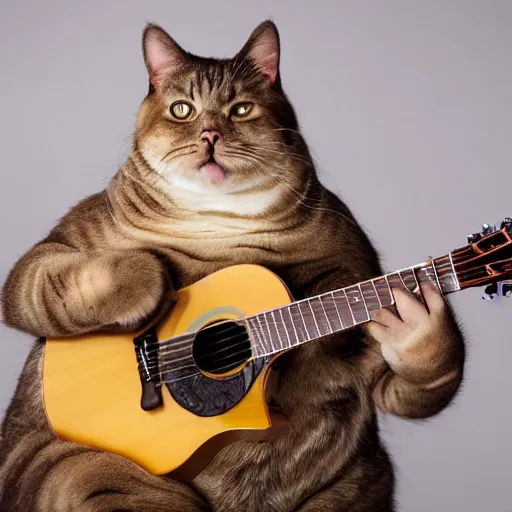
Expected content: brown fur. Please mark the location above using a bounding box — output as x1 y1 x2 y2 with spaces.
0 20 465 511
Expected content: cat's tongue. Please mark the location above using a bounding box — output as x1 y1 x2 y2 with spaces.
200 161 226 185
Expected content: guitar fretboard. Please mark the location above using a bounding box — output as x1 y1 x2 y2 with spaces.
247 256 459 358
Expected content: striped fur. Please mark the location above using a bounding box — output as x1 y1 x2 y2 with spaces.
0 20 464 511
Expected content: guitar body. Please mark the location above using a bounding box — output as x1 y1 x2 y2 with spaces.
42 264 292 479
40 218 512 481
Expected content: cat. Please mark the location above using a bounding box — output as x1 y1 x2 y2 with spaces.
0 20 465 512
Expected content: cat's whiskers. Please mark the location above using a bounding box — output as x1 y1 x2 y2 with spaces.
262 134 343 184
160 144 199 164
275 177 357 225
268 127 304 137
168 150 199 162
236 155 358 226
231 143 314 168
220 150 273 178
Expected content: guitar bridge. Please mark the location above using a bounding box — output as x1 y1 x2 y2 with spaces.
133 327 163 411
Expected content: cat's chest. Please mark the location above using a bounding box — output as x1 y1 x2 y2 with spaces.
125 192 320 286
166 228 283 262
151 224 304 288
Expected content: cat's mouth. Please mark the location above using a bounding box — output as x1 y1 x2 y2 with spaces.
199 156 227 186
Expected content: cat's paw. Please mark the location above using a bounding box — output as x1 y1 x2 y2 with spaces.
79 250 173 332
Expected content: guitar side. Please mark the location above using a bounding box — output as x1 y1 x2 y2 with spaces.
41 264 292 477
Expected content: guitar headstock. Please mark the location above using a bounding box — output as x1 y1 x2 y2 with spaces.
457 218 512 298
467 218 512 244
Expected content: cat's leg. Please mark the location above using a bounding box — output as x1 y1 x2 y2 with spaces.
1 246 174 338
294 448 395 512
0 344 211 512
193 338 381 512
0 434 211 512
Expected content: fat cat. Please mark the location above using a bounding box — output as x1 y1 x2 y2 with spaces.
0 20 465 511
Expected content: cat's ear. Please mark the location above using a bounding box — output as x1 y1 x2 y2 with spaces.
142 24 187 91
237 20 280 85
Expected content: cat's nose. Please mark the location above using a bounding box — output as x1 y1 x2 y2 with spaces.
201 130 220 146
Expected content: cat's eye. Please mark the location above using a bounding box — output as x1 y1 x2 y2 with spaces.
170 101 194 120
231 103 254 118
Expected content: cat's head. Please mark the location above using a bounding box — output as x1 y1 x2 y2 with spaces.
134 21 309 198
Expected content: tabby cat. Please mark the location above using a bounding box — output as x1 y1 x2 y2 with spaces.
0 20 465 511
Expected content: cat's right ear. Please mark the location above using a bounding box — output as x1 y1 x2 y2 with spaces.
142 24 187 91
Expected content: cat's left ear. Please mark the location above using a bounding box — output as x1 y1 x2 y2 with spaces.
142 24 188 91
236 20 280 85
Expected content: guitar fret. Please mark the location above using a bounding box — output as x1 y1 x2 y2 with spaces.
430 261 441 290
270 310 284 351
383 275 394 303
400 269 419 293
345 286 369 323
264 313 277 352
329 292 344 330
283 306 302 345
314 293 341 331
289 303 309 341
248 317 265 358
297 301 317 339
257 314 273 354
319 296 335 333
375 276 394 307
278 308 292 348
448 252 460 290
357 283 370 317
397 272 408 290
371 280 382 308
340 289 356 326
265 311 282 352
309 297 332 336
412 269 420 291
387 272 408 291
307 300 322 338
359 281 381 313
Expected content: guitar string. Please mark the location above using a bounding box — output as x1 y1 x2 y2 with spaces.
152 272 443 379
161 371 204 385
143 305 353 373
144 274 471 378
142 267 441 367
143 265 443 360
155 259 509 384
142 269 443 375
145 296 399 364
153 290 404 376
153 268 445 381
156 347 255 379
145 274 443 378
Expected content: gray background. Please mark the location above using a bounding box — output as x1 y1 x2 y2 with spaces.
0 1 511 511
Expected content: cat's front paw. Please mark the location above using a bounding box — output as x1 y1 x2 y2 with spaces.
80 250 174 332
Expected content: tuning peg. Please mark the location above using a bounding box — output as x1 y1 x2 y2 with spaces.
482 283 498 300
502 282 512 298
467 222 501 244
483 281 512 300
467 231 482 244
481 223 496 235
500 218 512 233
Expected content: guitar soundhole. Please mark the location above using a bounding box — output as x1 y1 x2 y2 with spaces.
192 321 252 376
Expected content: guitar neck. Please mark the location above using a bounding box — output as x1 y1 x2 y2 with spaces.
246 254 460 359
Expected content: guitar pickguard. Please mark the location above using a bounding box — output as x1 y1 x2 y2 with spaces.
163 357 268 417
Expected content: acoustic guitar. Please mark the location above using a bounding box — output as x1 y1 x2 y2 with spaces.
41 218 512 480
